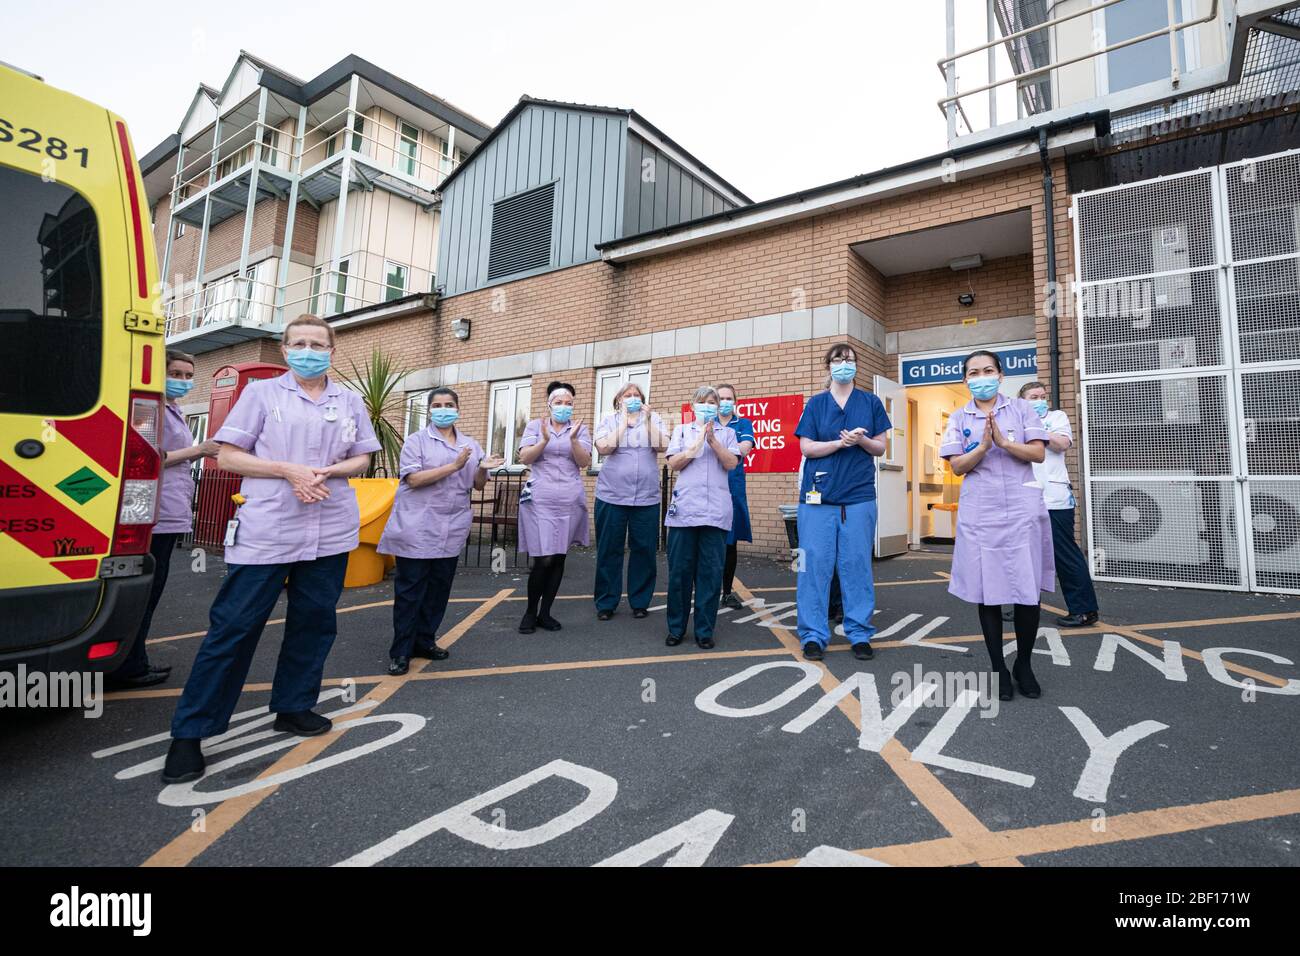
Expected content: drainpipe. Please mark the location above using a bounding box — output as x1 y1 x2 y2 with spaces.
1038 127 1060 408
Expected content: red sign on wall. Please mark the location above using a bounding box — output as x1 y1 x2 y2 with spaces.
679 394 805 473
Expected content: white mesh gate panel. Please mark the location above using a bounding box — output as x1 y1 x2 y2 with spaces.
1075 150 1300 594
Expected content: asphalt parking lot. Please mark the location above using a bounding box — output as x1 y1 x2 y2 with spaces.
2 544 1298 867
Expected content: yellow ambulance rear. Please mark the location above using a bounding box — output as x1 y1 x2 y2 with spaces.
0 61 166 674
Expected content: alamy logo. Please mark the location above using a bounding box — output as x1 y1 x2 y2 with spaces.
0 666 103 718
49 886 151 936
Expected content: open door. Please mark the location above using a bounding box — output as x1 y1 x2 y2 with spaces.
873 374 907 558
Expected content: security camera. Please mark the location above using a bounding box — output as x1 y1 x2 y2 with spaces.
958 292 975 307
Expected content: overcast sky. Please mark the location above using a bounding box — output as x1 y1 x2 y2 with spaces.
4 0 1006 201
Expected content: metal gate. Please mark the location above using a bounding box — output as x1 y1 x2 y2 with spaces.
1073 149 1300 594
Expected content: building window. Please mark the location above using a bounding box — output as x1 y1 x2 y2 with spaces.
173 219 185 239
352 116 365 154
308 265 324 314
488 378 533 468
186 413 209 479
593 364 651 466
331 258 351 315
437 137 454 176
398 122 419 177
384 260 408 302
405 390 432 435
260 127 280 166
1098 0 1190 94
325 133 337 159
429 272 438 294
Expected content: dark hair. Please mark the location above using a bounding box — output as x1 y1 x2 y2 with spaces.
961 350 1003 376
823 343 856 367
547 381 576 398
166 349 197 367
1017 381 1048 399
431 386 460 407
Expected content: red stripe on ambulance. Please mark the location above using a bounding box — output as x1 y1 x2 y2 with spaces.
0 460 109 561
54 405 124 477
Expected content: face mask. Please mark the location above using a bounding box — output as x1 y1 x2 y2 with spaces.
968 375 1001 400
718 400 735 416
285 347 331 378
693 403 718 424
624 397 642 413
551 405 573 424
430 407 459 428
830 362 856 383
1030 398 1049 418
165 378 193 399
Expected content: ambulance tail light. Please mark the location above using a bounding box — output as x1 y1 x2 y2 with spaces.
111 393 162 555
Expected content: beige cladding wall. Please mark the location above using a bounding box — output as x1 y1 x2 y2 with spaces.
178 157 1080 558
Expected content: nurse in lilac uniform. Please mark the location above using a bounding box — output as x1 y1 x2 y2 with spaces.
940 349 1054 702
378 387 504 675
163 315 381 786
592 382 667 620
516 381 592 633
108 350 219 690
664 386 740 650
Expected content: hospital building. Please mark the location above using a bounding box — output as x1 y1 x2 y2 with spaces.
144 2 1300 595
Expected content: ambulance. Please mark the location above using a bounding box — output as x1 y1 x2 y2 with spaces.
0 61 165 675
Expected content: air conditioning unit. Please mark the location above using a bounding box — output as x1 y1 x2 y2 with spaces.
1151 224 1192 309
1228 484 1300 581
1093 479 1209 568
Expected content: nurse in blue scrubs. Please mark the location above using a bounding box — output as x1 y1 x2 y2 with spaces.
795 343 892 663
715 384 755 610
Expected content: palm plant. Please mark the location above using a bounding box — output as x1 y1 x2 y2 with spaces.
339 347 408 478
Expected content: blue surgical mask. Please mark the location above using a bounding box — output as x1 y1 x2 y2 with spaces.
285 347 331 378
693 403 718 424
551 405 573 424
624 397 643 413
718 400 735 416
1030 398 1049 418
830 362 856 383
430 407 459 428
968 376 1001 400
165 378 193 399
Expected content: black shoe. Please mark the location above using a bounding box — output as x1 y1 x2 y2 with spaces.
388 656 410 676
665 634 684 647
519 611 537 634
1056 611 1099 628
696 636 715 650
412 643 449 661
632 608 648 619
537 614 562 631
802 642 824 661
597 609 614 621
720 591 743 611
852 642 874 661
1012 661 1041 699
273 710 333 736
995 667 1014 702
149 663 172 675
105 668 169 690
161 738 205 784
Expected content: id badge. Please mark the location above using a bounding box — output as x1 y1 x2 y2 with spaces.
805 489 822 505
519 479 533 504
224 518 239 547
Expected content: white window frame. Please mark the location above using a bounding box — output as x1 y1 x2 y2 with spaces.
1093 0 1198 97
398 121 420 177
173 219 185 239
592 363 652 468
488 377 533 470
308 264 324 314
404 389 432 436
260 127 280 167
330 257 351 315
383 259 408 302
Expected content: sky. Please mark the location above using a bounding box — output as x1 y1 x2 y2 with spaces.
2 0 1008 202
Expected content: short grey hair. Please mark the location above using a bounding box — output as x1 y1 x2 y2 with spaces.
691 386 719 405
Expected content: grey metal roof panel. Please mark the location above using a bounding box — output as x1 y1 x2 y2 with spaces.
140 133 179 175
437 95 751 203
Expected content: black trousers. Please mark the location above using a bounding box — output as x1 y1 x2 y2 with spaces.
1050 508 1099 615
114 532 179 678
390 556 459 660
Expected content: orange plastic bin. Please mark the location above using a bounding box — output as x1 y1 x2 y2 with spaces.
345 478 399 588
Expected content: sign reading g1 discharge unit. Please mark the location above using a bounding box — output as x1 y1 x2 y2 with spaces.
901 346 1038 386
